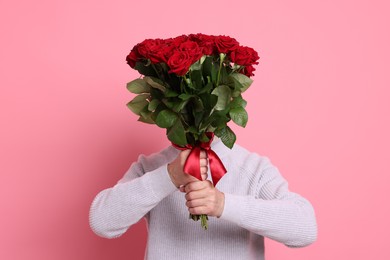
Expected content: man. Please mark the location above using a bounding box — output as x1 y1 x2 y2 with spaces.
89 137 317 259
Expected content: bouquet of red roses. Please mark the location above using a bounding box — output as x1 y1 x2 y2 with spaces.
126 33 259 229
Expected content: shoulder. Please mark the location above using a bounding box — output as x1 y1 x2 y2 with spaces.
226 143 287 197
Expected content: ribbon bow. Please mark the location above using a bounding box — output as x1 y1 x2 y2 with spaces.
172 132 227 186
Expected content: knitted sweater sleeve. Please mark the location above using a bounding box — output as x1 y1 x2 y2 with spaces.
219 154 318 247
89 150 177 239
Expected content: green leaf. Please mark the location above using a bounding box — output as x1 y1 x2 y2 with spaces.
155 109 179 128
211 62 219 83
150 103 166 121
178 93 194 100
144 76 166 92
230 95 247 108
167 120 187 146
211 85 232 110
164 89 179 97
138 109 155 124
209 112 229 129
193 97 204 112
231 90 241 98
172 99 189 113
150 87 164 100
229 107 248 127
126 79 150 94
224 74 236 88
134 62 158 77
126 94 149 115
199 93 218 111
148 99 160 111
199 132 210 143
230 73 253 92
162 98 175 109
188 126 198 134
216 126 236 149
190 59 202 71
194 111 204 128
181 110 191 124
198 81 213 94
200 55 207 64
185 76 196 90
191 70 203 90
186 133 197 146
138 116 154 124
218 64 229 85
202 56 213 78
199 110 221 132
184 79 196 93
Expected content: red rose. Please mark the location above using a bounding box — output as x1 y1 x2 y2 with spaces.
160 45 176 63
242 65 256 77
158 38 180 62
167 50 193 76
126 43 143 68
214 35 239 54
179 41 203 63
172 35 189 47
148 43 169 64
230 46 260 66
189 33 216 55
126 49 138 68
136 39 157 58
136 39 166 63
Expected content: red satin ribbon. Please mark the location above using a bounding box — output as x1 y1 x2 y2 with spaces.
172 132 227 186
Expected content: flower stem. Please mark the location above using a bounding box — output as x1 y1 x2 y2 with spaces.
189 213 209 230
216 53 226 86
151 63 161 79
200 214 208 230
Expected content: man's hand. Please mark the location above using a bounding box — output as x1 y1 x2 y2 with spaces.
183 180 225 218
167 150 208 188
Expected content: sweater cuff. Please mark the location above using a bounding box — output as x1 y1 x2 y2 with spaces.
140 164 178 199
219 193 247 224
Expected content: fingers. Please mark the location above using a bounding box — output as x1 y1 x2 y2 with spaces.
185 180 213 193
200 156 208 180
200 158 208 167
185 198 205 208
200 166 208 180
199 150 207 159
180 150 192 163
188 206 208 215
184 184 225 217
169 149 210 188
185 188 209 201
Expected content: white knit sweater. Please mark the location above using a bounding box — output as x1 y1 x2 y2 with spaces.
89 138 317 260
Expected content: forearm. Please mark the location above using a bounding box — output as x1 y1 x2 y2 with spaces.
220 193 317 247
89 164 177 238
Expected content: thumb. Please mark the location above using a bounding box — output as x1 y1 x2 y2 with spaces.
180 149 191 161
179 185 186 193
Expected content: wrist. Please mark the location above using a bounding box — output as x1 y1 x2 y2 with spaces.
216 191 225 218
167 163 179 188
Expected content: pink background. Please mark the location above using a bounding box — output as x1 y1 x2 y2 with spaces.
1 0 389 259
